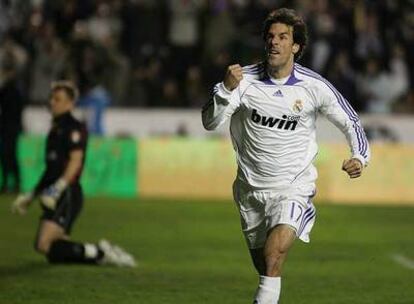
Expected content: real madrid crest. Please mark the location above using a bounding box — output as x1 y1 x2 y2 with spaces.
293 99 303 113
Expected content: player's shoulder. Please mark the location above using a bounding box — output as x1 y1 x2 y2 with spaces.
293 63 337 93
241 61 266 80
66 114 88 145
66 113 81 126
66 113 87 133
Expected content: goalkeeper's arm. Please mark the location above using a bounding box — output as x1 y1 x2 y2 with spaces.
11 170 48 215
40 149 83 209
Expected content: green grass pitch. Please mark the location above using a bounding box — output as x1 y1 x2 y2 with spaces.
1 195 413 304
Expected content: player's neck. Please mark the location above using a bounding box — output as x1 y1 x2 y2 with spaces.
53 110 72 119
267 60 294 79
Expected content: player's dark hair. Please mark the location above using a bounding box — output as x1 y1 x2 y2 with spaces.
51 80 79 102
263 8 308 61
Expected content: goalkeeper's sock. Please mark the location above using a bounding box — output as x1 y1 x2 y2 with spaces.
47 240 104 264
253 275 281 304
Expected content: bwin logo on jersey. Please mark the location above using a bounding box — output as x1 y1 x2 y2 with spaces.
251 109 299 130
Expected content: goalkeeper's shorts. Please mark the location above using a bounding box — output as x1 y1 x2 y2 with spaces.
41 183 83 234
233 179 316 249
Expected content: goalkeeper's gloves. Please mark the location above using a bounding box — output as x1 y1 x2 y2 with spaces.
11 193 34 215
40 178 68 210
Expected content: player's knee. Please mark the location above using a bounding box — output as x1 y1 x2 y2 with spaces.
34 238 52 254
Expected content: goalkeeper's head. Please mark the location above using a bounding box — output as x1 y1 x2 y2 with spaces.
49 80 79 117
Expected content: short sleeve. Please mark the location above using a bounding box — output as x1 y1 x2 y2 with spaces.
67 125 87 151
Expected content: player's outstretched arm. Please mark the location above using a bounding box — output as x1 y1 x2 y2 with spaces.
202 64 243 130
342 158 364 179
317 80 370 168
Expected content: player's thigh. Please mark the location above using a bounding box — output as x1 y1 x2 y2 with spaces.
35 220 67 252
233 181 267 249
39 184 83 237
62 184 83 234
267 193 316 244
264 224 297 256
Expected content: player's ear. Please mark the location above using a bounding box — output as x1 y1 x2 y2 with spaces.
292 43 300 55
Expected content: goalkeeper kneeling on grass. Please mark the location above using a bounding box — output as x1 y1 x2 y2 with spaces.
11 80 135 267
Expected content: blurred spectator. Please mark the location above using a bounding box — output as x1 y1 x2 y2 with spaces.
77 84 111 135
0 0 410 112
357 45 409 113
0 47 25 193
0 1 11 41
185 66 207 107
143 57 165 107
203 50 231 92
42 0 95 41
120 0 167 66
29 22 66 104
308 0 335 73
203 0 235 63
162 78 181 107
0 35 27 79
354 1 385 61
86 2 121 46
125 65 150 107
167 0 205 84
327 51 359 111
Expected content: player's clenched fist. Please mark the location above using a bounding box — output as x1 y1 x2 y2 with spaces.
342 158 364 179
223 64 243 91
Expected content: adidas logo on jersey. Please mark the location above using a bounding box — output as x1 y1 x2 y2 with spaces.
273 89 283 97
251 109 299 130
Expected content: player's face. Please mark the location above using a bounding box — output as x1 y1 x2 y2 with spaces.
49 90 74 117
265 23 299 69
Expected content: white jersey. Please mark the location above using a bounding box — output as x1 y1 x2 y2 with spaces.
202 62 370 192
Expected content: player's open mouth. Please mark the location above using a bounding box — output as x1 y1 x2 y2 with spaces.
269 50 281 56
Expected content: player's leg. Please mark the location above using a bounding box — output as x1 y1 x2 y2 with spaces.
34 219 136 266
251 224 296 304
249 248 266 275
249 229 296 276
34 219 67 254
35 185 135 266
252 193 316 304
233 181 295 303
34 219 103 263
35 185 105 264
34 219 106 264
264 224 296 276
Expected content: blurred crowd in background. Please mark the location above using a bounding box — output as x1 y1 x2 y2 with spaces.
0 0 413 113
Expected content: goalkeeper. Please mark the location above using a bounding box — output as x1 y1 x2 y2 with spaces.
11 81 135 267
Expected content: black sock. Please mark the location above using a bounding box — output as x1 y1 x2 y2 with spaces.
47 240 104 264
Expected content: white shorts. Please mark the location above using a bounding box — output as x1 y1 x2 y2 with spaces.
233 180 316 249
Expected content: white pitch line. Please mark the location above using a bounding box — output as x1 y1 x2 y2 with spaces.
391 254 414 270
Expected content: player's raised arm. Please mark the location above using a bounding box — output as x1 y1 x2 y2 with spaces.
201 64 243 130
318 84 371 178
223 64 244 91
